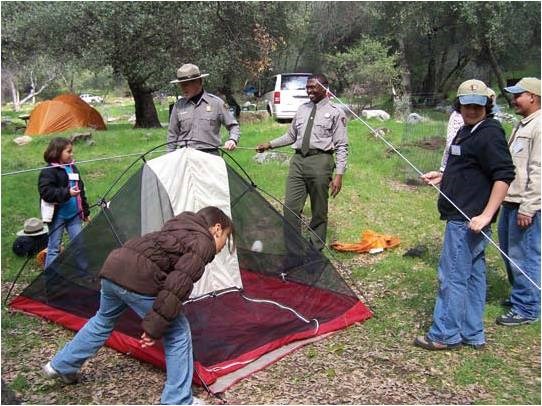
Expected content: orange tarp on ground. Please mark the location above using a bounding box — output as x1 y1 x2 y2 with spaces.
330 230 400 254
25 93 106 136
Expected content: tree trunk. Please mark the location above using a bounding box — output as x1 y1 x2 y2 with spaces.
8 76 21 112
393 35 412 119
435 48 449 98
438 54 471 96
30 72 36 105
218 76 241 119
128 81 161 128
483 43 512 107
422 56 436 96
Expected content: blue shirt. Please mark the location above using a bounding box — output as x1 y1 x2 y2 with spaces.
57 165 78 219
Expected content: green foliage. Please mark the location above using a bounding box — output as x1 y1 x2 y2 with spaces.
325 37 401 107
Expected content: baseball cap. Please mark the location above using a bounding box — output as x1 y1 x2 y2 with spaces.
457 79 489 106
504 77 541 96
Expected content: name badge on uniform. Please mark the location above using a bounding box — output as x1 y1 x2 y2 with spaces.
68 173 80 181
451 145 461 156
325 113 330 118
206 105 212 112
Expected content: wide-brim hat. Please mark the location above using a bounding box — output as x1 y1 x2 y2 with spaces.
504 77 541 96
17 217 49 236
170 63 209 84
457 79 489 106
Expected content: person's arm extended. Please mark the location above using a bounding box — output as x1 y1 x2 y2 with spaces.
469 180 509 233
256 114 298 152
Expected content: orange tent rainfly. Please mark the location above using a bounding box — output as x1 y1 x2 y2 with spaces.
25 93 106 136
330 230 400 254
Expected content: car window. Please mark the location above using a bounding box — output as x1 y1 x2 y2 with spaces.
262 78 275 94
281 75 309 91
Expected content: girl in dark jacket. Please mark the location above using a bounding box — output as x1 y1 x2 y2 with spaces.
38 137 90 271
43 206 234 405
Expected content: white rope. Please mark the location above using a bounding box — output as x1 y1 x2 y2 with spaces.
241 293 320 334
199 293 320 373
183 288 320 334
317 80 540 291
1 149 169 176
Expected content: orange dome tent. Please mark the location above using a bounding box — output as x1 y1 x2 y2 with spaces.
25 93 106 136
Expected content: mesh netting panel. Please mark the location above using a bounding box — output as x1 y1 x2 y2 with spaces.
226 165 357 298
181 164 362 367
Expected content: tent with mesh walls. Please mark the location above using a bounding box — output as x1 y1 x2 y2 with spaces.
9 147 372 393
25 93 106 136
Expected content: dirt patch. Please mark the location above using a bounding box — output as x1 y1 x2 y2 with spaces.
388 179 419 192
404 136 446 151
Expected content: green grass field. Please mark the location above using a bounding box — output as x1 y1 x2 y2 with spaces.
1 100 540 404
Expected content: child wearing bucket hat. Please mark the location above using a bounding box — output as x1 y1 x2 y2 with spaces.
416 79 515 351
38 137 90 271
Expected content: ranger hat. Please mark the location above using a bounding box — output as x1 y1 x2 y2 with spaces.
170 64 209 84
504 77 541 96
16 217 49 236
457 79 489 106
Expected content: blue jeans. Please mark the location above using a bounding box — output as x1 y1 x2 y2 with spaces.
45 214 86 271
51 279 195 405
498 207 541 319
427 221 489 346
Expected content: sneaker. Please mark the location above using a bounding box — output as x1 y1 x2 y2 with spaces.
192 396 206 405
42 361 79 384
496 310 537 326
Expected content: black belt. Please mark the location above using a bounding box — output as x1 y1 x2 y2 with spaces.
502 202 520 209
295 149 333 157
198 148 219 153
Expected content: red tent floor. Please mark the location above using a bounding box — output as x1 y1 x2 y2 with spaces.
10 269 372 392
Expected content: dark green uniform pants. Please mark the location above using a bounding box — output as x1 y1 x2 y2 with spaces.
284 152 335 251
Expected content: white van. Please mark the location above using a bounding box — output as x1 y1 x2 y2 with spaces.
261 73 312 120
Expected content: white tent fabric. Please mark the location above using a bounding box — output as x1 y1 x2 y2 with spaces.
146 148 242 297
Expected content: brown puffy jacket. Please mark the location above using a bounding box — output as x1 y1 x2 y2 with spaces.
99 212 216 339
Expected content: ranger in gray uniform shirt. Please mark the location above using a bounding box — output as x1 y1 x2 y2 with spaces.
167 64 240 154
257 74 348 251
